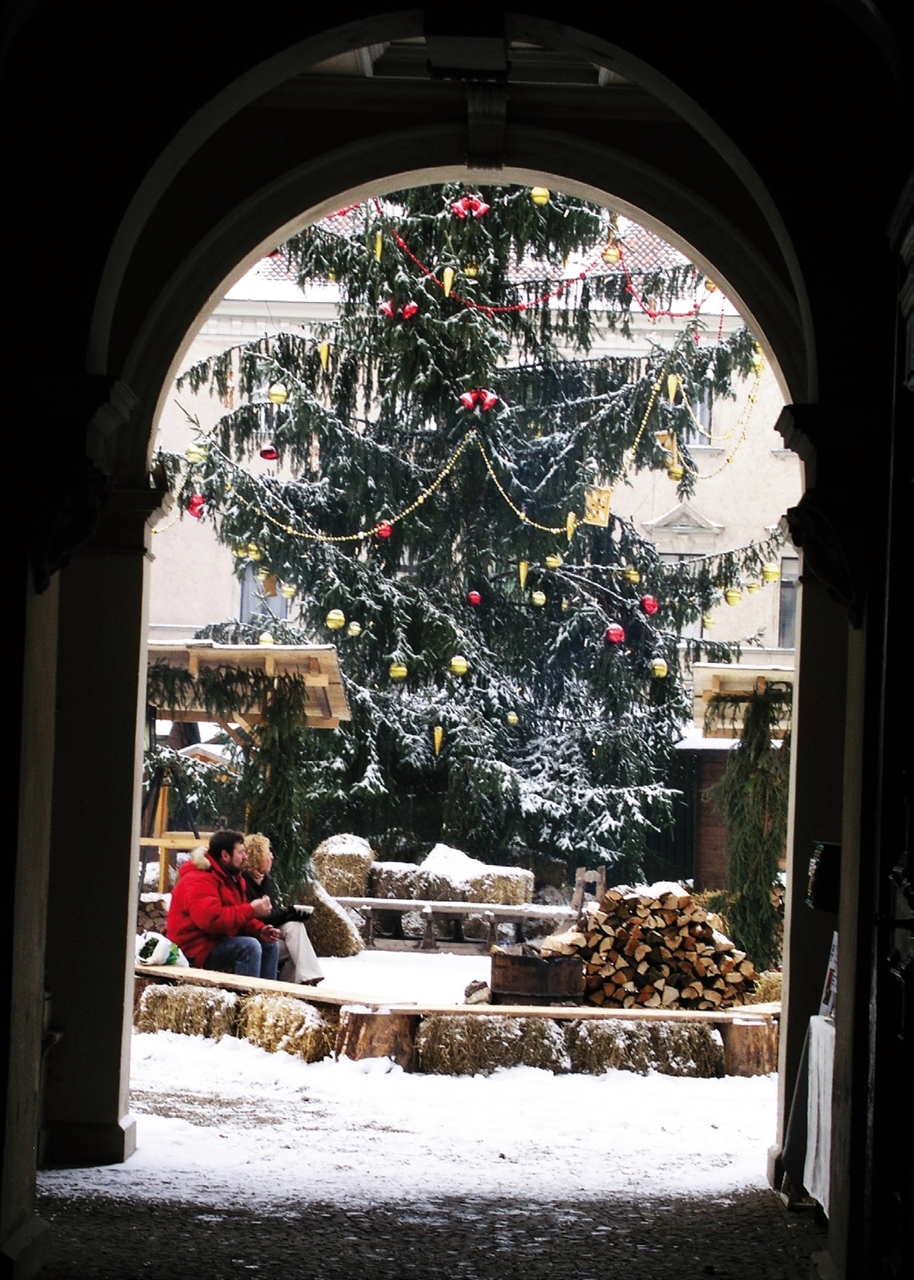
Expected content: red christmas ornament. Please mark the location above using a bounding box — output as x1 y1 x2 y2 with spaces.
477 389 498 410
640 594 659 616
376 521 393 539
260 442 278 461
605 623 625 645
451 195 489 219
379 300 396 318
467 590 482 607
460 390 479 410
187 494 206 519
401 301 419 319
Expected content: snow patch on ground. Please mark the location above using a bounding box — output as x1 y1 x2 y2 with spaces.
38 950 778 1210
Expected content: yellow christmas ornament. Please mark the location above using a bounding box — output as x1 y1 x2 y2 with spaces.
518 560 529 590
325 609 346 630
319 342 330 371
622 566 641 585
704 278 718 292
442 266 455 298
389 662 408 680
279 583 296 599
186 444 206 464
584 487 612 527
667 463 684 483
346 621 362 637
566 511 578 541
746 581 761 594
374 232 383 261
433 725 444 756
258 632 274 646
449 655 469 676
762 562 781 583
268 383 288 405
702 613 715 629
256 567 271 582
464 261 479 278
530 187 550 205
545 553 562 569
724 587 743 606
247 542 262 560
531 590 546 607
506 711 519 727
666 373 680 403
601 241 621 266
651 658 669 679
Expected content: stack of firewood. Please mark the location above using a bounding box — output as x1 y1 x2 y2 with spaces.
540 885 760 1010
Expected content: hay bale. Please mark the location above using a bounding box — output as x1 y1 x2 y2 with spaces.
414 844 535 906
566 1019 724 1078
467 867 534 905
237 993 335 1062
135 983 239 1040
416 1014 570 1076
744 970 782 1004
298 881 364 956
414 843 477 901
312 833 375 897
369 862 419 899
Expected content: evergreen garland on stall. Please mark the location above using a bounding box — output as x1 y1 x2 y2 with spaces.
704 683 793 970
158 183 780 881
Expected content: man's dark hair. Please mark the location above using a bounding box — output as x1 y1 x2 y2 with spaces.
209 829 246 862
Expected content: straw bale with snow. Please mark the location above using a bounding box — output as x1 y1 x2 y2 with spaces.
135 983 239 1040
237 993 335 1061
417 1014 570 1076
311 833 375 897
299 881 364 956
566 1019 725 1078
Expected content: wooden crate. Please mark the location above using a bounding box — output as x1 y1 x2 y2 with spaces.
490 951 584 1005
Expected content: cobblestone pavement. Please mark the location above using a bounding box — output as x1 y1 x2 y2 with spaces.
38 1188 826 1279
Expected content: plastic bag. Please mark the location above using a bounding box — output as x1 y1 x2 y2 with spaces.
136 931 189 967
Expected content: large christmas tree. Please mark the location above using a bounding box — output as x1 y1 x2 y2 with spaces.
160 183 778 886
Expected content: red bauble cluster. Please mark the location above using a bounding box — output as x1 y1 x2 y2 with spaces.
467 590 482 607
605 623 626 645
187 494 207 519
451 195 490 219
375 521 394 539
459 388 498 411
640 594 659 616
379 300 419 320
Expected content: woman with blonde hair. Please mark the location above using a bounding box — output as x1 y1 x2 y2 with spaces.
242 833 324 985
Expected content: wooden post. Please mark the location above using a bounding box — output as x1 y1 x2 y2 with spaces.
420 904 437 950
335 1009 421 1071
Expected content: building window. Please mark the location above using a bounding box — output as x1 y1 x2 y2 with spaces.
778 556 799 649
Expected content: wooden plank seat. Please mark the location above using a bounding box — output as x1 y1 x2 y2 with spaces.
334 897 577 949
135 963 780 1076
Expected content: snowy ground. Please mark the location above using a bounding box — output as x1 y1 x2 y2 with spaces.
39 951 779 1211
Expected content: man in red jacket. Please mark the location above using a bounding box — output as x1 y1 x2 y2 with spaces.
167 830 281 979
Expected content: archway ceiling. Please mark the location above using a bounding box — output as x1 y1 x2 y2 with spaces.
105 29 805 478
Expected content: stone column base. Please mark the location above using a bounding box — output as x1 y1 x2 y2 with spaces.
0 1215 51 1280
40 1114 136 1169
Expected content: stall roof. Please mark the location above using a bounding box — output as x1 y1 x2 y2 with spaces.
148 640 351 730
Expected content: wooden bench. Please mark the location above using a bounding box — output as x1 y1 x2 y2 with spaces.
135 963 780 1076
334 897 577 949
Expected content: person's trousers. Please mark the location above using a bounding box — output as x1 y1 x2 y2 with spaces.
205 935 279 980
